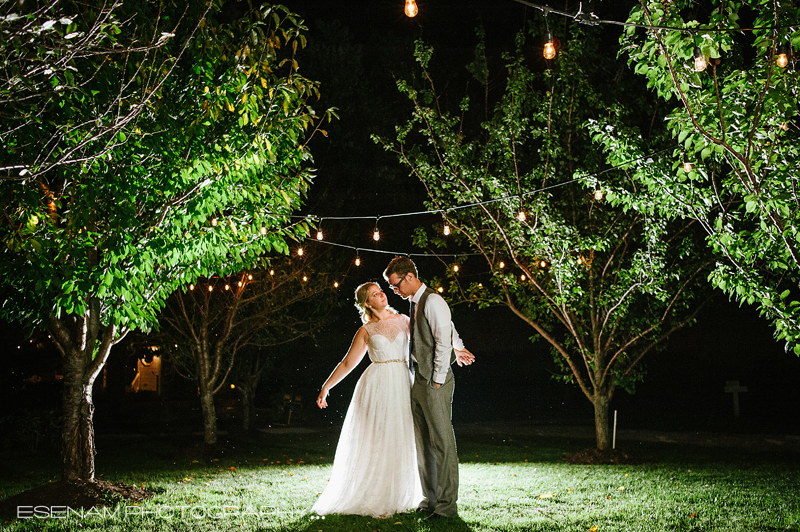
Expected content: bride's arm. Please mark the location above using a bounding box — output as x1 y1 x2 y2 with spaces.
316 327 369 408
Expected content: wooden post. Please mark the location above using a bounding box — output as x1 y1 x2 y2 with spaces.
724 380 748 417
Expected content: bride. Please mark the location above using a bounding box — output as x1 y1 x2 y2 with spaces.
312 281 470 518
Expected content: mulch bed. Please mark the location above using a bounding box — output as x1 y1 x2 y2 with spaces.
0 479 153 521
565 448 653 465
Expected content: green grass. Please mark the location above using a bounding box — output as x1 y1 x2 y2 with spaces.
1 429 798 531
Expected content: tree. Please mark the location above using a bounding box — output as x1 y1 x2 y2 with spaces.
0 0 331 481
591 0 800 352
157 255 339 444
380 25 710 449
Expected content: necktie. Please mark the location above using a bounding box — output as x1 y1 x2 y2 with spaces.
408 301 416 371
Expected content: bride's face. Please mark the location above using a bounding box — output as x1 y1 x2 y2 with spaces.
366 284 387 310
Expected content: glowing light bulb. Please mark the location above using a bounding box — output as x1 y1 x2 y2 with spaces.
577 256 584 265
230 384 235 389
776 45 789 68
437 286 444 293
540 260 548 268
683 156 693 173
443 224 451 236
208 285 213 292
518 210 526 222
248 274 253 280
520 274 526 281
355 257 361 266
499 261 505 269
211 217 218 226
453 265 459 272
317 229 323 240
594 189 605 201
404 0 418 18
189 283 195 290
543 32 556 60
334 281 339 288
269 270 274 275
260 223 267 235
693 47 707 72
238 281 242 286
225 284 230 290
373 228 380 241
297 247 304 256
302 275 308 282
779 122 789 131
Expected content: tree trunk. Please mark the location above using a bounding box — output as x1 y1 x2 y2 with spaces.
50 309 118 481
593 392 612 450
199 387 218 445
60 348 97 480
239 385 253 431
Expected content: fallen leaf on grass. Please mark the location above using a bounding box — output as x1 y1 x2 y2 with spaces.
394 522 402 525
588 527 598 532
538 494 554 499
230 466 236 471
618 486 625 491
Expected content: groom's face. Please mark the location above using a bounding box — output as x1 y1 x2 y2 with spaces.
387 273 413 299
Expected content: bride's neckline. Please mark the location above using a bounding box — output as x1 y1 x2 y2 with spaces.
368 312 402 324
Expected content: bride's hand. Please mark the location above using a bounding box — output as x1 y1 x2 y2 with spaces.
455 348 475 366
316 387 330 409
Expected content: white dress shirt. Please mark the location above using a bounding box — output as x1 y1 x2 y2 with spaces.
411 284 465 384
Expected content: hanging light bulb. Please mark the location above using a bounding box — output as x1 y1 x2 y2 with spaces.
540 259 549 269
316 228 323 240
693 47 707 72
373 228 380 241
776 44 789 68
269 269 274 276
247 274 253 280
594 189 605 201
404 0 418 18
443 223 451 236
499 261 505 269
355 256 361 267
520 274 526 281
238 281 242 287
302 275 308 282
577 256 584 265
682 155 693 173
437 286 444 293
260 223 267 235
211 217 218 227
334 281 339 288
543 32 556 60
208 285 213 292
297 247 304 256
453 264 459 273
779 122 789 131
189 283 195 290
518 209 527 222
225 284 230 290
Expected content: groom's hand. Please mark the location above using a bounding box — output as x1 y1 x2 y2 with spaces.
455 348 475 366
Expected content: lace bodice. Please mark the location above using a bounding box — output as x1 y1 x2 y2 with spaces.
362 315 409 363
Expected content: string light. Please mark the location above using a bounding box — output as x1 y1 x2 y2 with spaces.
682 155 693 173
260 223 267 235
776 44 789 67
437 286 444 293
518 209 527 222
297 247 304 256
692 46 708 72
355 255 361 267
248 274 253 280
225 284 230 290
189 283 195 290
520 274 526 281
334 281 339 288
238 281 242 286
302 275 308 282
316 227 324 240
211 217 218 227
373 227 380 241
593 189 605 201
404 0 418 18
543 32 557 60
443 223 451 236
577 256 584 265
779 122 789 131
208 285 213 292
539 259 549 269
269 269 275 275
453 264 459 272
499 261 505 269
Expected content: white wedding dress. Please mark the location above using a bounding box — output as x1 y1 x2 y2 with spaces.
312 315 422 518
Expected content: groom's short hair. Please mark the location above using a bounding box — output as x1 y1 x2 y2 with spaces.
384 256 418 281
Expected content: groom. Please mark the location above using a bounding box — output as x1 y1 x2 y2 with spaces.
384 256 472 520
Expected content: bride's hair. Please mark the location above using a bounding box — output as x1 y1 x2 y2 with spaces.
354 282 397 323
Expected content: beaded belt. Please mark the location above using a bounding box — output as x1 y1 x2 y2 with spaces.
374 359 405 364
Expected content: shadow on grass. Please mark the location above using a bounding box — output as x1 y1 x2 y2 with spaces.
286 512 476 532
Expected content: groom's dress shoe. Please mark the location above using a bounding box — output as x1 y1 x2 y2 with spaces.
414 507 431 515
425 513 447 521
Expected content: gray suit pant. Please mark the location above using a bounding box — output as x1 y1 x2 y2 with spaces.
411 372 458 517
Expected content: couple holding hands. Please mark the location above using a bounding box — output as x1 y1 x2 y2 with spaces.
313 256 475 520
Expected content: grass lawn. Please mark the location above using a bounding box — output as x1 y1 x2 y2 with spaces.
0 427 798 531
